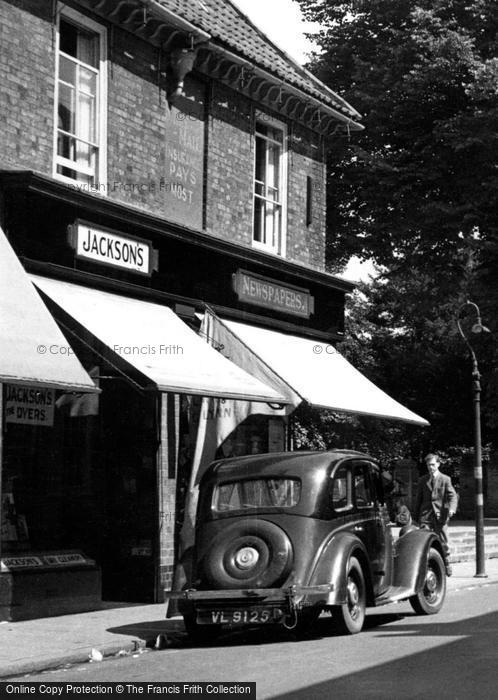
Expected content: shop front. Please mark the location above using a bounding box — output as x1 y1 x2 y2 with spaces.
0 172 428 618
27 273 291 604
0 225 101 620
0 205 292 616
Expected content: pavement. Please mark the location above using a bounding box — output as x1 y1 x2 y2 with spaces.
1 557 498 680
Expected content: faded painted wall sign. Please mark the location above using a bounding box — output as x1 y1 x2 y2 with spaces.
164 79 205 229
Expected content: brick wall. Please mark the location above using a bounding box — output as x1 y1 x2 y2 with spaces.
206 81 327 269
0 0 327 270
106 31 167 212
205 82 254 247
0 0 54 172
286 122 326 269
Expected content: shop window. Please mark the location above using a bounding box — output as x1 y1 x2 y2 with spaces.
253 115 287 255
54 6 107 188
1 385 100 554
214 414 280 459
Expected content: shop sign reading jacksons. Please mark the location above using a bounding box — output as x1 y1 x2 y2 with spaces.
68 221 158 276
1 556 44 569
233 270 314 318
5 384 54 426
1 553 88 570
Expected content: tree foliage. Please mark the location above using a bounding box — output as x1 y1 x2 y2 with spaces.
294 1 498 456
299 0 498 271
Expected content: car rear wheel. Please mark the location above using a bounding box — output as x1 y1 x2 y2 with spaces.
331 556 366 635
410 548 446 615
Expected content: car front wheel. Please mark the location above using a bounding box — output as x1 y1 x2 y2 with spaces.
409 548 446 615
331 556 366 634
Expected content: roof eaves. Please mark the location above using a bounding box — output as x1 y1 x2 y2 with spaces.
226 0 361 120
150 0 362 123
142 0 211 40
206 42 364 132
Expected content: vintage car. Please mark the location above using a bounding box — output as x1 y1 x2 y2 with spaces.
166 450 447 639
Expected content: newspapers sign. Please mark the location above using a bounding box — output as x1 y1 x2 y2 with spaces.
233 269 314 318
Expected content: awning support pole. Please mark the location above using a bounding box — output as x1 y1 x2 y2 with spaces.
0 384 3 564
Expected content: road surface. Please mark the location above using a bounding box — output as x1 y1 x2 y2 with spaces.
11 583 498 699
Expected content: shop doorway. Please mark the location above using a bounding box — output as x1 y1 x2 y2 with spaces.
99 379 159 602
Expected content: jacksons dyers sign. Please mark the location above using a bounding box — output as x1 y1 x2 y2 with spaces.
232 270 314 319
68 220 158 276
5 384 55 426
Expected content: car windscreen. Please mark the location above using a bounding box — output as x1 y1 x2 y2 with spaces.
213 478 301 512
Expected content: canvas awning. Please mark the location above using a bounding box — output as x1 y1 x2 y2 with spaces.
0 227 98 392
222 319 429 426
30 276 288 403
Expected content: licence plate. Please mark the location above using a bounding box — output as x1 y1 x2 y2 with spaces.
197 608 282 625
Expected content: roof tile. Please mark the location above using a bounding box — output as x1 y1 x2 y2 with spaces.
156 0 360 119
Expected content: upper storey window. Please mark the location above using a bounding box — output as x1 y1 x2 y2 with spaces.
54 8 107 188
253 116 287 255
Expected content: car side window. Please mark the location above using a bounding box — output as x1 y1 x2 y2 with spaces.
332 465 352 511
354 463 375 508
375 468 388 506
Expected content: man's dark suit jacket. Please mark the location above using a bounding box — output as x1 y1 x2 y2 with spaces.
414 472 458 524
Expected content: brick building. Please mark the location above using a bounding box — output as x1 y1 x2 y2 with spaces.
0 0 426 620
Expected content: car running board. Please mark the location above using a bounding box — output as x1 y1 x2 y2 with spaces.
374 585 416 605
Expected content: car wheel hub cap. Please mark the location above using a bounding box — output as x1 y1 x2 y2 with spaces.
347 579 360 618
235 546 259 570
425 569 438 600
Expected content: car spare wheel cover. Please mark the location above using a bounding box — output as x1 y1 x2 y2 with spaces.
203 519 293 589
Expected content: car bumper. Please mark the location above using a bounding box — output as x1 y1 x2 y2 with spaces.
165 584 334 626
165 583 333 601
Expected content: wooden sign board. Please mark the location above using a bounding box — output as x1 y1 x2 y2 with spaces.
5 384 54 426
233 269 315 319
69 221 157 276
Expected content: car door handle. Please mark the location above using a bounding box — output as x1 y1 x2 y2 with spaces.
354 525 364 532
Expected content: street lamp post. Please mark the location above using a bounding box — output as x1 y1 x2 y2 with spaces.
457 300 490 578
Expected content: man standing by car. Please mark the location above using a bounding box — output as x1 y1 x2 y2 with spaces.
414 453 458 576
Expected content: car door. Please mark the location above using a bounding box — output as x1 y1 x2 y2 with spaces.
350 460 392 596
330 461 375 577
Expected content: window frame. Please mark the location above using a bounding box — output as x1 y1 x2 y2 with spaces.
212 477 301 513
331 464 353 513
53 4 107 189
252 112 288 257
353 462 375 510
